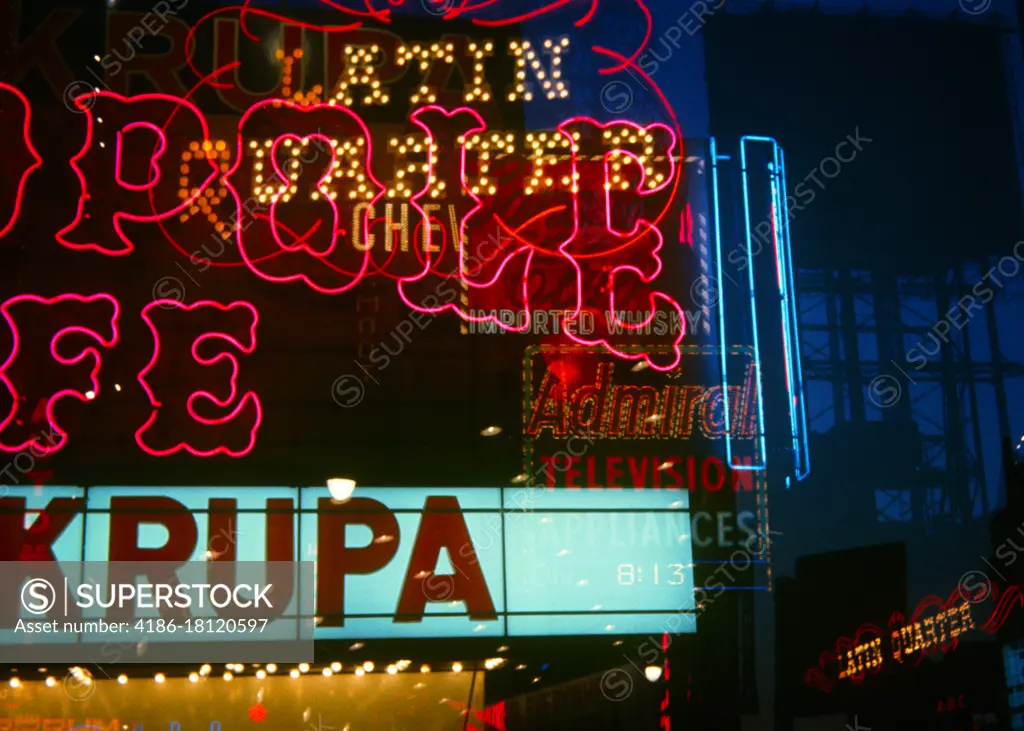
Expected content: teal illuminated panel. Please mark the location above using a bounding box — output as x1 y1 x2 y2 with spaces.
0 486 695 638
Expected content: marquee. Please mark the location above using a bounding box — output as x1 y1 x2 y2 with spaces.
1 485 697 639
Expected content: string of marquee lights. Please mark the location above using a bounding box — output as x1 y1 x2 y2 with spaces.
229 0 652 76
188 0 653 95
80 24 684 276
7 664 512 728
5 655 534 690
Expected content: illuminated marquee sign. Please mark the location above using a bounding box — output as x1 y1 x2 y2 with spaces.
2 485 697 639
522 343 768 541
804 581 1024 692
0 22 689 457
0 53 685 357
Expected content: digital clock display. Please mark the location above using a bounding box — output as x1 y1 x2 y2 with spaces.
616 564 688 585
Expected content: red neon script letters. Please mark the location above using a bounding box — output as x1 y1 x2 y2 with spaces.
4 89 685 369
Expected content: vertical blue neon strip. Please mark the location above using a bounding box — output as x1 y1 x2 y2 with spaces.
738 137 768 470
710 137 735 468
776 146 810 481
766 155 799 477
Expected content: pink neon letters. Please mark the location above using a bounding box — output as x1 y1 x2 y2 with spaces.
0 294 120 455
0 295 261 457
137 300 262 457
57 92 219 256
0 83 42 241
22 88 685 370
224 100 384 293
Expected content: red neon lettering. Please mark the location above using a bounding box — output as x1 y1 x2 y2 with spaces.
57 92 218 256
563 456 581 487
0 84 42 240
628 456 648 486
0 294 120 455
398 105 509 323
526 370 567 437
226 100 383 293
136 300 261 457
316 497 400 626
559 118 684 370
395 496 496 622
5 71 685 371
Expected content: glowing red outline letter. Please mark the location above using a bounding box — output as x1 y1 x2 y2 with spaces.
137 300 262 458
57 91 218 256
0 84 42 241
0 294 120 455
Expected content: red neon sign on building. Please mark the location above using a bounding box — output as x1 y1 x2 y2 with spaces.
0 5 688 458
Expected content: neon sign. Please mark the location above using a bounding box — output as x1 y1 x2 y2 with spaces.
1 62 686 371
0 84 41 241
804 581 1024 692
0 294 258 457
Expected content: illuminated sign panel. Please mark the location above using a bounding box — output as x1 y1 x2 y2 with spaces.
523 345 770 572
0 3 716 492
2 485 696 638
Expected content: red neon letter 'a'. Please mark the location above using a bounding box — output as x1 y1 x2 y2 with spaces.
0 294 120 455
57 91 218 256
136 299 261 457
0 83 42 241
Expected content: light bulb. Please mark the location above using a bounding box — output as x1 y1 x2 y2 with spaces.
644 666 662 682
188 673 199 683
154 674 165 683
327 478 356 502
